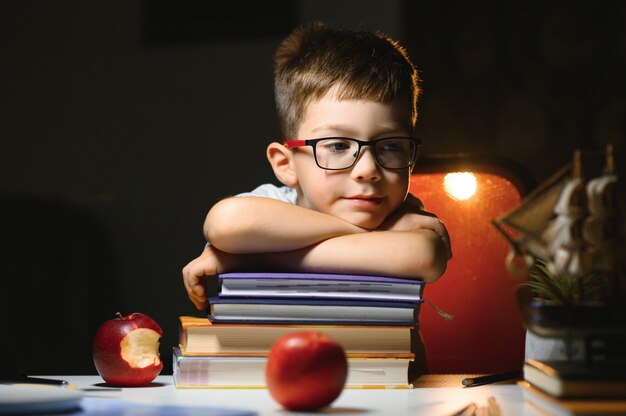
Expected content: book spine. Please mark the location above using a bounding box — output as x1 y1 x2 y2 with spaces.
206 316 419 326
179 350 416 359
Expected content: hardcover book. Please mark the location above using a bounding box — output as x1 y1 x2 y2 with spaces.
206 297 420 325
523 359 626 399
178 315 415 356
213 272 424 302
173 347 414 389
519 380 626 416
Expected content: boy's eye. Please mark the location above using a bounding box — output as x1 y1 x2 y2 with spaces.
319 139 353 153
379 139 409 153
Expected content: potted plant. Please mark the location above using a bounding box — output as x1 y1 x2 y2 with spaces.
517 260 610 338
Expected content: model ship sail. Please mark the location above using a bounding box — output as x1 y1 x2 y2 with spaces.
492 161 573 276
493 145 621 281
582 144 619 274
539 151 587 278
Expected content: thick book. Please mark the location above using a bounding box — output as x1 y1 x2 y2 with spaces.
519 380 626 416
178 315 415 357
172 347 414 389
523 359 626 399
214 272 424 302
206 297 420 325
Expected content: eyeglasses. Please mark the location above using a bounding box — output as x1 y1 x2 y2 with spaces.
284 137 420 170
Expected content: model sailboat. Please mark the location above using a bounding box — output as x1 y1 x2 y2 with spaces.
493 145 625 340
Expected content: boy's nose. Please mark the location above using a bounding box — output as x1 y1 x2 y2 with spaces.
350 147 381 182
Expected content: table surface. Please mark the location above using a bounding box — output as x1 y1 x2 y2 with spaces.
36 374 526 415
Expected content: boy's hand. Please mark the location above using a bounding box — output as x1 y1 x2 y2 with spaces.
182 245 230 310
379 195 452 260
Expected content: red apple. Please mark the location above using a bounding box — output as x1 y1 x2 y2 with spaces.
92 312 163 387
265 331 347 411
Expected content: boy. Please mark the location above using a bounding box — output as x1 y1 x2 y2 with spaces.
183 22 451 311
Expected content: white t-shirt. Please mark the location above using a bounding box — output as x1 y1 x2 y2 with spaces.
235 183 298 204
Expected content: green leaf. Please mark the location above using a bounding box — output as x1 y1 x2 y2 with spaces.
522 258 606 305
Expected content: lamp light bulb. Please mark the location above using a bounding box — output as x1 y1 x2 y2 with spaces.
444 172 477 201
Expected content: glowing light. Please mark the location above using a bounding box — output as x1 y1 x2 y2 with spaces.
444 172 477 201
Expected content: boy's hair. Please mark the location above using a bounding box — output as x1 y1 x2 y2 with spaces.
274 22 420 139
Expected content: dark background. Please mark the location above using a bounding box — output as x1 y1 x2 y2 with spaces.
1 0 624 375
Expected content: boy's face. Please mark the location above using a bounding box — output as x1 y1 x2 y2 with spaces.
290 92 414 230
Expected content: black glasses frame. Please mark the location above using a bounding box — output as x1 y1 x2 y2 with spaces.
284 137 421 171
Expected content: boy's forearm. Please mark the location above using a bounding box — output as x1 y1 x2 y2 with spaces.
296 229 447 282
223 228 448 283
204 197 365 254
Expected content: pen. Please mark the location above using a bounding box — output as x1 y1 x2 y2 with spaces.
462 370 521 387
0 373 69 386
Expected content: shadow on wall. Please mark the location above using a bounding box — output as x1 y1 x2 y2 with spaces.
0 196 122 374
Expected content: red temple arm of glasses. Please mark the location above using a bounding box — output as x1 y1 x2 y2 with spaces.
283 140 306 148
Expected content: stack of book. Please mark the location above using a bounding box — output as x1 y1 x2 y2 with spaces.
519 359 626 415
173 272 425 389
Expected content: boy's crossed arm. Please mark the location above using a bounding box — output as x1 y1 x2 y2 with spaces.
204 196 367 254
182 196 451 310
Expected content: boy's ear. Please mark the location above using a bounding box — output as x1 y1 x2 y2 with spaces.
266 142 298 187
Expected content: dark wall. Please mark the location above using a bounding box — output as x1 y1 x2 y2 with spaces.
1 1 624 375
404 1 626 182
0 0 282 374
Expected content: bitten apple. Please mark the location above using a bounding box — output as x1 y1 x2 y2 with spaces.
92 312 163 386
265 331 347 411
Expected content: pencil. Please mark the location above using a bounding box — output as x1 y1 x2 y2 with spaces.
461 371 521 387
0 373 69 386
